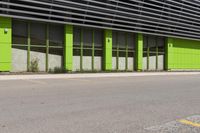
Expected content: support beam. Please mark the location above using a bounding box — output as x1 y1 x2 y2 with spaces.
104 29 112 71
46 24 49 72
92 29 95 71
27 22 31 72
135 33 143 71
116 32 119 71
0 17 12 71
125 33 128 71
64 25 73 71
80 28 83 71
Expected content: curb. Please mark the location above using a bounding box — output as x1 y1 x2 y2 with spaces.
0 72 200 81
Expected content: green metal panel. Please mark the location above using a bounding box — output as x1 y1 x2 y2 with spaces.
135 33 143 71
166 37 200 70
0 17 12 71
165 37 173 70
64 25 73 71
104 29 112 70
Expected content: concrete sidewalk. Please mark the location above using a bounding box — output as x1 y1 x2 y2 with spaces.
0 72 200 81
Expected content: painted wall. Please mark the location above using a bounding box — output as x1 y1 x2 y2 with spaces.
0 17 12 71
12 48 27 72
166 38 200 70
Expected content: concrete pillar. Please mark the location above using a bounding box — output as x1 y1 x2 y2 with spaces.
64 24 73 71
104 29 112 71
0 17 12 71
135 33 143 71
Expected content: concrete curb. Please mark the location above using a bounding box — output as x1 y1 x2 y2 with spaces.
0 72 200 81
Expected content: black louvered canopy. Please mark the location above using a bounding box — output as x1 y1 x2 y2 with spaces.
1 0 200 40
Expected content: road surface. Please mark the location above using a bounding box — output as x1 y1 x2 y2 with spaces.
0 75 200 133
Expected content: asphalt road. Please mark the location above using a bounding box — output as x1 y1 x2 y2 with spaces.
0 75 200 133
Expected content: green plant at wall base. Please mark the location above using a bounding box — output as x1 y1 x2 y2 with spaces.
48 67 71 73
53 67 66 73
30 58 39 72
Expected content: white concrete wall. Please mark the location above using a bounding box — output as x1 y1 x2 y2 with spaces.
143 57 147 70
128 57 134 71
73 56 102 71
30 51 46 72
149 56 156 70
119 57 126 70
73 56 80 71
112 57 117 70
48 54 62 70
158 55 164 70
12 48 27 72
83 56 92 71
94 56 102 71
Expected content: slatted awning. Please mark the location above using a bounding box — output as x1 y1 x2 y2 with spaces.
1 0 200 40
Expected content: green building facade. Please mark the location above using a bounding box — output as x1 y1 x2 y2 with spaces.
0 1 200 72
1 17 200 72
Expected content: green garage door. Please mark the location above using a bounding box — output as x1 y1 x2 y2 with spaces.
166 38 200 70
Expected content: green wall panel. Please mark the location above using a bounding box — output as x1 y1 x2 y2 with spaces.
166 37 200 70
135 33 143 71
104 29 112 70
0 17 12 71
64 24 73 71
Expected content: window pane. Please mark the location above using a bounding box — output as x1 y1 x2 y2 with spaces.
83 49 92 56
30 22 46 46
12 20 27 45
143 35 148 50
112 31 117 48
94 50 102 56
148 35 156 52
94 29 103 48
127 33 135 49
118 32 126 48
49 24 64 47
157 37 165 53
83 28 92 47
73 27 81 46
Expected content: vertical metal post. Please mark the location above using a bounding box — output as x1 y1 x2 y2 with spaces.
133 33 135 71
116 32 119 71
92 29 95 71
46 24 49 72
27 22 31 72
125 33 128 71
156 37 159 70
80 28 83 71
147 37 150 71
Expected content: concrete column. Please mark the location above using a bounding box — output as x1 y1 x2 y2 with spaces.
64 25 73 71
165 37 174 70
0 17 12 71
104 29 112 71
135 33 143 71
